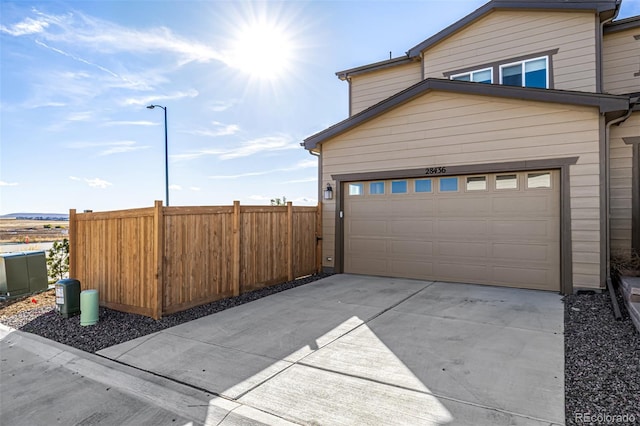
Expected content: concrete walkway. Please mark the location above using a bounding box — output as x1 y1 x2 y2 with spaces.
98 274 565 425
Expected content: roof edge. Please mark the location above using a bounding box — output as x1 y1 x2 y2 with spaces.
336 55 414 80
303 79 630 150
604 15 640 33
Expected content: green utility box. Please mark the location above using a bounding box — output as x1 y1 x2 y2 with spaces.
55 278 81 318
0 251 48 299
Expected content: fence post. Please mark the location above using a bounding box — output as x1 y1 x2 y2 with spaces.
287 201 294 281
69 209 77 278
153 200 164 319
316 202 322 273
232 200 241 296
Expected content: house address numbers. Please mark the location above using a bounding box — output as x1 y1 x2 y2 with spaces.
424 167 447 175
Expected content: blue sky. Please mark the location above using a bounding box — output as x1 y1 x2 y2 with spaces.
1 0 639 214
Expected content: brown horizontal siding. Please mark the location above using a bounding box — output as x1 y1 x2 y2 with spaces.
423 10 596 92
603 28 640 94
350 62 422 115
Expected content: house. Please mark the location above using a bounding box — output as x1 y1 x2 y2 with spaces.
303 0 639 294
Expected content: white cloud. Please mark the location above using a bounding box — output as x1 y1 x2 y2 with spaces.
184 122 240 138
175 135 298 162
208 158 317 180
102 121 157 127
6 9 228 66
66 111 93 122
283 176 317 184
0 17 50 36
0 181 19 186
169 184 182 190
123 90 199 106
86 178 112 188
69 176 112 188
67 140 151 156
209 100 238 112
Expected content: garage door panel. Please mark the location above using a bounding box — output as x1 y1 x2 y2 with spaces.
492 266 556 289
490 220 552 239
492 195 555 214
437 220 488 236
492 243 555 261
435 262 490 283
344 170 560 291
389 220 434 237
389 260 433 279
348 238 387 254
349 220 387 236
437 241 487 257
390 240 433 257
348 257 389 275
437 198 491 214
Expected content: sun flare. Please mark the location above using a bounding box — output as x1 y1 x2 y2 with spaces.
227 18 295 80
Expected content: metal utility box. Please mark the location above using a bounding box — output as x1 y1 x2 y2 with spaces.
55 278 81 318
0 251 48 298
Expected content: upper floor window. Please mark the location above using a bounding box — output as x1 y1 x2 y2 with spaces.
500 57 548 88
451 68 492 84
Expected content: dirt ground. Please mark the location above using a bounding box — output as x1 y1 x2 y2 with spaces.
0 288 56 319
0 219 69 243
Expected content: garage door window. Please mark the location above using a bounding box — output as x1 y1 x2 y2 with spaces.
349 183 364 196
391 181 408 194
439 177 458 192
466 176 487 191
415 179 432 193
527 172 551 189
370 182 385 194
496 174 518 190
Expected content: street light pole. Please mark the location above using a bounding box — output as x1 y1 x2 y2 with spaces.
146 105 169 206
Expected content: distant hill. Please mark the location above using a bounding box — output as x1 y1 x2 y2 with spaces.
1 213 69 220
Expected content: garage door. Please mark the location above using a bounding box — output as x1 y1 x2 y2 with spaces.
344 170 560 291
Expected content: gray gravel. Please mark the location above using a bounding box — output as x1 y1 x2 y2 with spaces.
2 275 638 425
564 288 640 425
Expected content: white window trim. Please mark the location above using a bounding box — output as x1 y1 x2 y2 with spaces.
499 56 549 88
450 67 493 83
465 175 488 192
495 174 519 191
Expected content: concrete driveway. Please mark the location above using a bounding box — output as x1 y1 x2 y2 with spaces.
99 274 564 425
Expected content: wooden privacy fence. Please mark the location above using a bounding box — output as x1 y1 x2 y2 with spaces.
68 201 321 319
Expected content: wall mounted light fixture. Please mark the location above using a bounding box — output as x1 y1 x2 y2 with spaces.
324 183 333 200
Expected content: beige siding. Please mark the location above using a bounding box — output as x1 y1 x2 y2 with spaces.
321 91 602 289
422 10 597 92
603 28 640 94
610 112 640 252
350 61 422 115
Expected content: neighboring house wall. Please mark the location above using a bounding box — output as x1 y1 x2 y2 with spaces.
603 27 640 94
349 61 422 115
422 10 597 92
610 112 640 252
321 91 603 289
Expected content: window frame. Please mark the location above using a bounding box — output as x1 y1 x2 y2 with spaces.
526 171 553 190
495 174 519 191
348 183 364 196
450 67 493 84
438 177 459 193
414 179 433 193
369 181 385 195
465 175 488 192
391 180 408 194
499 56 549 89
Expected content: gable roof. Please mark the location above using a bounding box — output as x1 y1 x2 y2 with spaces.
406 0 621 57
303 79 630 150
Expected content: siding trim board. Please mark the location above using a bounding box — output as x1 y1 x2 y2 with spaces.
442 48 559 88
332 156 578 294
336 56 415 80
623 137 640 250
303 79 630 150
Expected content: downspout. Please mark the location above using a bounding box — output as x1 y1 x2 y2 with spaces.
598 1 621 92
605 102 635 321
